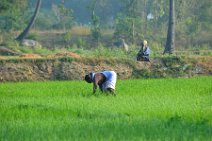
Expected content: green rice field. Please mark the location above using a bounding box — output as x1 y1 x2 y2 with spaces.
0 77 211 141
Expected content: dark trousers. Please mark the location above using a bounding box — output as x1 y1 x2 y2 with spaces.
137 55 150 62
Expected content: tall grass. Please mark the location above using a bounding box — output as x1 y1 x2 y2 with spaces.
0 77 211 141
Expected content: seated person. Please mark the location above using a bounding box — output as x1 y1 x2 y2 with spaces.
84 71 117 95
137 40 150 62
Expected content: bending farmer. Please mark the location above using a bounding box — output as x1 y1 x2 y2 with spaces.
84 71 117 95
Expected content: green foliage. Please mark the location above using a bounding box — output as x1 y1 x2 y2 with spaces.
62 31 72 46
0 0 211 49
0 77 211 140
52 4 74 31
0 0 28 31
114 0 143 43
26 32 39 40
92 45 135 58
76 37 87 48
26 47 53 55
34 10 56 30
91 14 101 43
114 13 132 40
58 56 74 62
3 39 53 56
1 35 20 49
0 0 27 15
198 0 212 31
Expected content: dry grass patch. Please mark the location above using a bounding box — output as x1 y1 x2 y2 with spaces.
47 51 81 59
195 56 212 73
20 53 42 59
0 56 5 60
71 26 90 36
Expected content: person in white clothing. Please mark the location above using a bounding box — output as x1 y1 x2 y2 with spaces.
84 71 117 95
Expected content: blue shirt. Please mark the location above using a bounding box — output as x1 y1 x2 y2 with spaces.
143 47 150 56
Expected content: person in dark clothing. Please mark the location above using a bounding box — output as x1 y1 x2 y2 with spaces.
137 40 150 62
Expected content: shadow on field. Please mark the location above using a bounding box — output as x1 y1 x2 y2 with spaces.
79 92 115 98
16 104 49 111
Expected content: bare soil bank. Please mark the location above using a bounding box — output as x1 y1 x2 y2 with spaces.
0 56 211 82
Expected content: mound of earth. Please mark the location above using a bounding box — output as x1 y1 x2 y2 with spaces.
20 53 42 59
47 51 81 59
0 56 211 82
0 46 20 56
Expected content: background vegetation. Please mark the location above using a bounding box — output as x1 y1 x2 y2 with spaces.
0 0 211 55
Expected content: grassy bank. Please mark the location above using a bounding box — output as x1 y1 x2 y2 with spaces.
0 77 211 141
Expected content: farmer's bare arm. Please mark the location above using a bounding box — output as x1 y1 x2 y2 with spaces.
93 74 100 94
92 73 105 94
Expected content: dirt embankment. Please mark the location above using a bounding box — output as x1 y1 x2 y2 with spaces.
0 56 211 82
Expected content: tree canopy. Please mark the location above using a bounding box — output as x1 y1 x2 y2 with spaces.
0 0 211 48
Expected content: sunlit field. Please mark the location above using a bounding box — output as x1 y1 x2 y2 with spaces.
0 77 211 141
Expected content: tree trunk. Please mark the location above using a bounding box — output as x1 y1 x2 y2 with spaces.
143 0 147 34
163 0 175 54
132 20 135 44
16 0 42 42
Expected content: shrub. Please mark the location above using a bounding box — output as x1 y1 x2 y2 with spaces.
76 37 86 48
26 32 39 40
